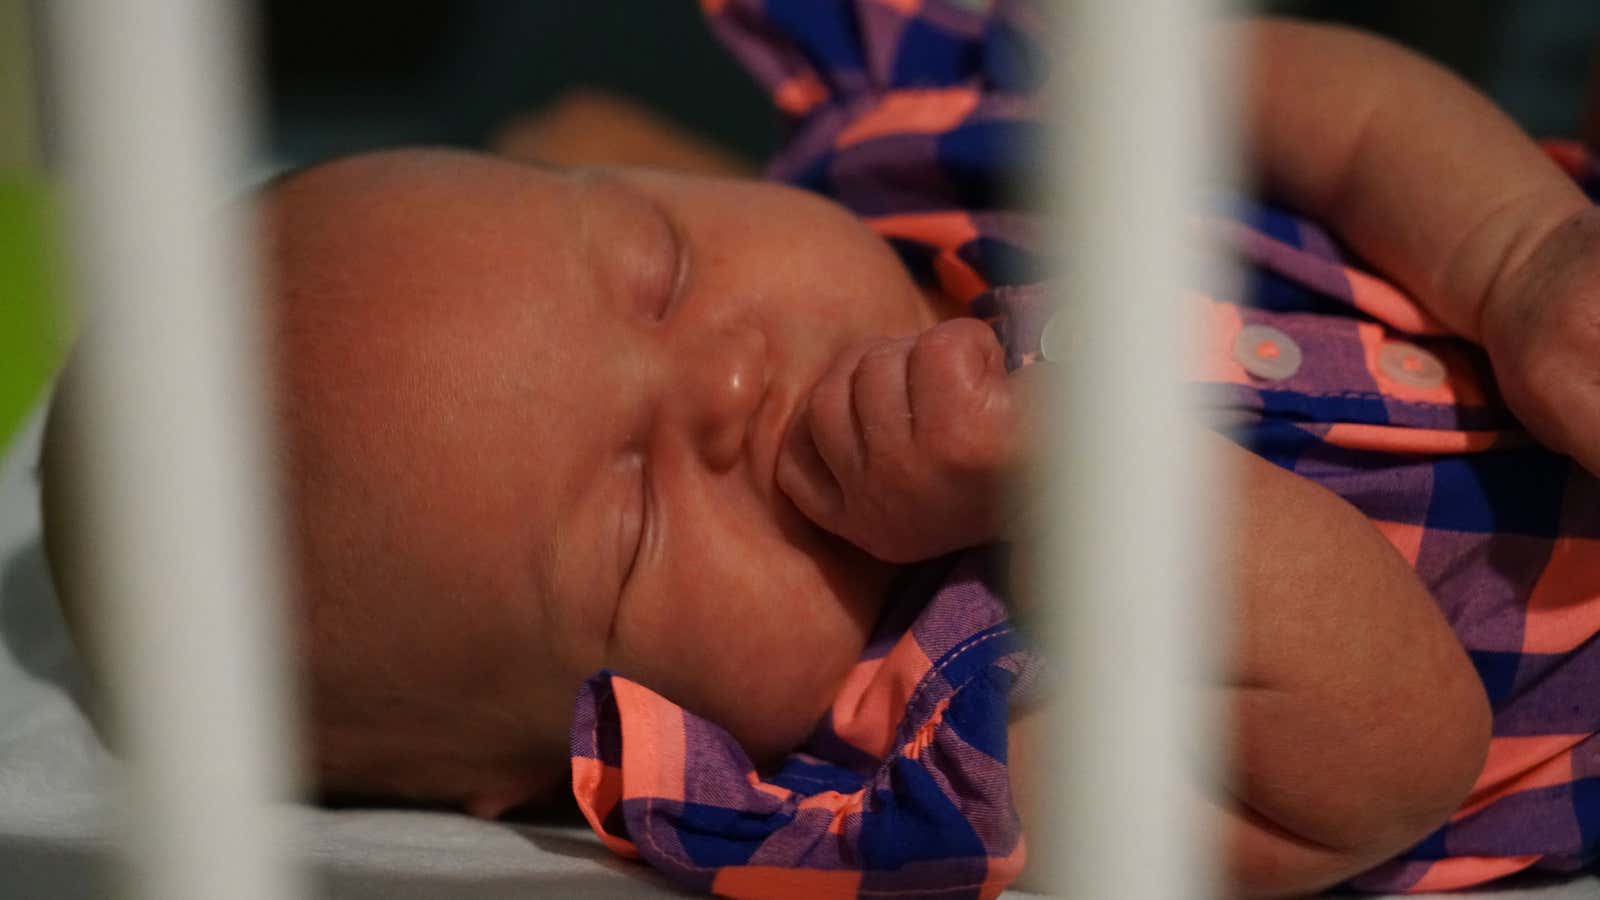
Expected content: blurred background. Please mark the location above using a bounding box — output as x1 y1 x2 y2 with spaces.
4 0 1600 448
242 0 1600 167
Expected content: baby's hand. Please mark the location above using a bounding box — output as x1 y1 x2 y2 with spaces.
775 318 1042 563
1480 205 1600 477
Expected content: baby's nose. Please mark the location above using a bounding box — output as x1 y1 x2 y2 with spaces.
678 324 768 470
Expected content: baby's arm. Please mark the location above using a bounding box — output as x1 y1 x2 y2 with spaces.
1244 20 1600 474
780 322 1491 894
490 90 753 176
1010 435 1491 898
1239 18 1587 343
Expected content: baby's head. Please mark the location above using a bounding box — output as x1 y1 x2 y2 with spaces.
244 149 938 815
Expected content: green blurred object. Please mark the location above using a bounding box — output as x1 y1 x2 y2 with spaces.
0 0 63 453
0 175 67 453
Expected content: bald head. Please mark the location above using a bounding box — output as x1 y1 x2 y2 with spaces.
262 150 584 814
48 146 934 818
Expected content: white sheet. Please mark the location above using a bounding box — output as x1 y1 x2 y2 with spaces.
0 403 685 898
2 400 1593 899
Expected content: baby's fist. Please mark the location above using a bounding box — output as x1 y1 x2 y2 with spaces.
775 318 1041 563
1481 205 1600 477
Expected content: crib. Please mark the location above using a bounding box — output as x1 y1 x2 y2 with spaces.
3 1 1598 898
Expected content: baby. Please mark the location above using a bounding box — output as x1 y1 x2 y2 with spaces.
258 152 946 807
40 8 1600 899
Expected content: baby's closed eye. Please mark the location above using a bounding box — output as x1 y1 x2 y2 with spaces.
584 175 687 323
614 452 649 600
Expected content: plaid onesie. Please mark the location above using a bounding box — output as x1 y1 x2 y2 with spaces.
571 1 1600 895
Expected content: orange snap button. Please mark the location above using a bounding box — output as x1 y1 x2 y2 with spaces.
1378 341 1446 388
1234 325 1302 381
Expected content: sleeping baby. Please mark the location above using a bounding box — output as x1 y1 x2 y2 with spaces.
40 5 1600 899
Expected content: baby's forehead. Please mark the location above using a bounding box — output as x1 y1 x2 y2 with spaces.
268 148 555 201
262 152 602 271
265 157 594 315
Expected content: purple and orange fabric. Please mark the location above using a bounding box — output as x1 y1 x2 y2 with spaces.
572 552 1039 899
570 0 1600 895
1211 177 1600 895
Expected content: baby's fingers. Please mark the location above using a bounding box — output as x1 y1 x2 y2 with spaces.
776 338 886 536
906 319 1029 473
775 417 846 531
1534 375 1600 478
1574 390 1600 478
851 339 916 462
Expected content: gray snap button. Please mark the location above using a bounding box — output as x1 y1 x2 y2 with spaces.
1233 324 1302 381
1040 308 1072 363
1378 341 1447 388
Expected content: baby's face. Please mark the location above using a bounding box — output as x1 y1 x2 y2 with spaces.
266 150 940 813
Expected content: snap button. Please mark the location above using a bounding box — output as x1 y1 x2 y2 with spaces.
1378 341 1446 388
1234 324 1302 381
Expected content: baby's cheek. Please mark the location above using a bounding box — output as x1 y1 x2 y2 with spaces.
612 548 885 766
700 615 869 766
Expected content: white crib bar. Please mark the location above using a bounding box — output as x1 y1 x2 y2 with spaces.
1043 1 1230 896
47 3 304 900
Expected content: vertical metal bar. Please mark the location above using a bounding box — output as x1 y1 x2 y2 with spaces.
1042 1 1232 896
47 2 303 899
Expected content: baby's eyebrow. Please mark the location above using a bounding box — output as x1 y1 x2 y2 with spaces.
255 151 381 194
570 167 657 211
509 157 561 174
